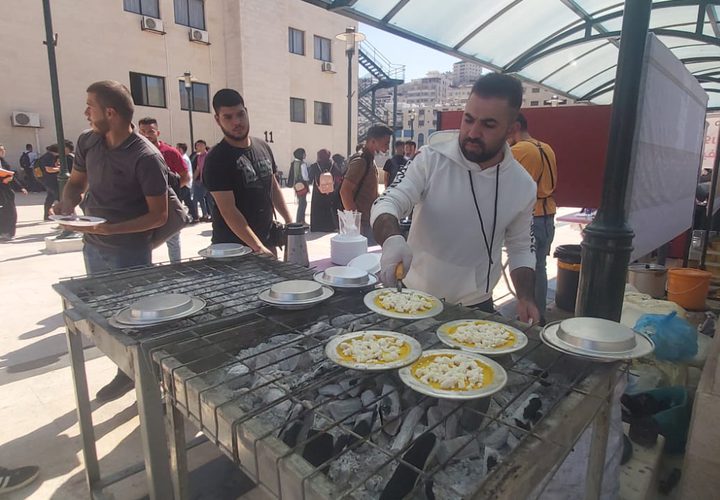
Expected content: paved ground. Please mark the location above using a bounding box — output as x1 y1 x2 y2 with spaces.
0 188 583 499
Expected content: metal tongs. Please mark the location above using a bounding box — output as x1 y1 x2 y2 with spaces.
395 263 404 293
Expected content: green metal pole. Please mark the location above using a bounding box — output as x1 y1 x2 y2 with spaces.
575 0 652 320
42 0 69 195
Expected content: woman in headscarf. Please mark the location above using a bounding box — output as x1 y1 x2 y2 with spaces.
309 149 342 232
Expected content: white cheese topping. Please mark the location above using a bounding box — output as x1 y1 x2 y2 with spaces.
378 291 434 313
414 355 484 390
450 322 512 348
339 333 406 363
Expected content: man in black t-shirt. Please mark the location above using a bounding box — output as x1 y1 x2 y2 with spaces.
203 89 291 255
382 140 406 187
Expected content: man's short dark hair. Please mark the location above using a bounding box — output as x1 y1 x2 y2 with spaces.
46 144 59 154
25 144 32 149
176 142 188 153
194 139 207 147
138 117 158 126
516 113 528 131
64 140 74 152
293 148 306 160
365 124 393 141
471 73 523 110
394 140 405 148
212 89 245 113
405 140 417 148
86 80 135 123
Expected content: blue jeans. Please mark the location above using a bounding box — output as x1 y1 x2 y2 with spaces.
533 214 555 318
166 232 181 263
296 194 307 224
192 183 214 218
83 241 152 275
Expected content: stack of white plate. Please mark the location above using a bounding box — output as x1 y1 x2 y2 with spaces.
258 280 334 310
313 266 378 289
541 317 654 362
198 243 252 259
330 234 367 265
110 293 206 329
347 253 381 275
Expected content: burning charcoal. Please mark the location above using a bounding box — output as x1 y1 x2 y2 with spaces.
379 385 402 436
302 429 334 469
281 421 303 448
305 320 333 336
460 398 490 432
334 410 375 454
413 425 427 440
361 389 377 407
348 317 375 332
330 315 359 328
318 384 344 397
380 432 437 500
510 393 543 431
482 425 510 449
444 414 459 440
223 363 252 390
263 387 292 414
338 378 363 397
436 437 481 464
391 406 425 453
483 446 500 475
326 398 363 421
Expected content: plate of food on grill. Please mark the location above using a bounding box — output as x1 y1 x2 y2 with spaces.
436 319 528 355
399 349 507 399
363 288 443 319
325 331 422 371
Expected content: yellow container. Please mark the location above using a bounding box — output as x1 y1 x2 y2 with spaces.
667 268 711 311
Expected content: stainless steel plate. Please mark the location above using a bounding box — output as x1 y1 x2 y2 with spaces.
321 266 370 285
398 349 508 400
198 243 252 259
313 271 378 289
436 319 528 355
557 317 637 353
49 215 106 227
258 285 334 310
267 280 325 301
112 296 206 326
541 321 654 361
325 331 422 371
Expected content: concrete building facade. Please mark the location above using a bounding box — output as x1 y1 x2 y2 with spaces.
0 0 356 172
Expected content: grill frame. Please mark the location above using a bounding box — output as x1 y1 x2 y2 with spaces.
54 255 623 500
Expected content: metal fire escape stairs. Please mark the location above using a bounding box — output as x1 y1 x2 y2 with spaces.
357 39 404 142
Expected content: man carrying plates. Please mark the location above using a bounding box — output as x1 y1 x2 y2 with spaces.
370 73 540 324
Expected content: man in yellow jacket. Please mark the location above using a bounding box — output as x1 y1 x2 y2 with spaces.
509 113 558 324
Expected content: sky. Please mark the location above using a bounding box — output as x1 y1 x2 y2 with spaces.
359 23 460 81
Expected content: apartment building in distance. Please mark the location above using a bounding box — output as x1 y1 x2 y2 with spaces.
0 0 356 170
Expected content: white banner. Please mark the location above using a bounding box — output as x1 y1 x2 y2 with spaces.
627 35 708 261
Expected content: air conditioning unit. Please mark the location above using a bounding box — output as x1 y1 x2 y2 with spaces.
321 62 336 73
189 29 210 44
140 16 164 33
11 111 40 128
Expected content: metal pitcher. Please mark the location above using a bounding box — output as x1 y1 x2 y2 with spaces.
284 223 309 266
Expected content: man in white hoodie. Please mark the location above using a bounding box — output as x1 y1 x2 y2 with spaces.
371 73 540 323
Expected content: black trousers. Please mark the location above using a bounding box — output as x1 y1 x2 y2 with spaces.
44 183 59 219
179 186 198 221
471 298 496 314
0 190 17 237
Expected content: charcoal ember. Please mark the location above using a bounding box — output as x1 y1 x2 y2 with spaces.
347 317 376 332
318 384 344 397
223 363 252 390
379 385 402 436
413 425 427 440
339 378 363 397
304 320 333 336
302 429 334 470
481 424 510 449
510 393 543 431
263 387 292 414
361 389 377 407
391 406 425 453
380 432 437 500
328 447 389 489
326 398 363 421
330 314 361 328
460 398 490 431
483 446 500 475
506 370 533 388
334 411 375 454
436 436 482 464
427 402 459 439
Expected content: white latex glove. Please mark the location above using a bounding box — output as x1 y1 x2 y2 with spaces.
379 235 413 287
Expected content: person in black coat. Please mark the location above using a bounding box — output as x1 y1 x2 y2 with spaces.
308 149 342 232
0 145 28 240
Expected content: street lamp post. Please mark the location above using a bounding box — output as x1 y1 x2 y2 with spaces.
408 111 416 140
182 72 195 148
336 26 365 158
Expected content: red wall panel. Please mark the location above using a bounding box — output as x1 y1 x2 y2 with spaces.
437 106 612 208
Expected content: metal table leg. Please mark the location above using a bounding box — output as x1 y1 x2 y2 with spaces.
65 328 101 494
585 388 612 500
134 347 174 499
166 399 189 500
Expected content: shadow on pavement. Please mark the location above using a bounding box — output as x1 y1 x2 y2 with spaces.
19 313 64 340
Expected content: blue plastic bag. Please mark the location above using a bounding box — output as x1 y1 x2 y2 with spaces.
634 312 698 362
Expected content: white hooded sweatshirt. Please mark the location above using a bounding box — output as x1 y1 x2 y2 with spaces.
370 131 536 306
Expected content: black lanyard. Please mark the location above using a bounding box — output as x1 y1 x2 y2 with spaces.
468 164 500 293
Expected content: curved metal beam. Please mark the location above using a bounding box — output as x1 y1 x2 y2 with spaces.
508 28 720 73
453 0 525 50
579 80 616 101
504 0 720 72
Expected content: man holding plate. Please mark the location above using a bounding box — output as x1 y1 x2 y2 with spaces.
371 73 540 324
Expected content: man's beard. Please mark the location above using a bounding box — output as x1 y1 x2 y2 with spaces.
91 118 110 135
219 123 249 143
460 137 503 163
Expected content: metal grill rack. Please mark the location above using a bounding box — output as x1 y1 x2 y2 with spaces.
55 256 622 499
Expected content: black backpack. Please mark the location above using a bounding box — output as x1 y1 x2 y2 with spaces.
19 152 31 169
